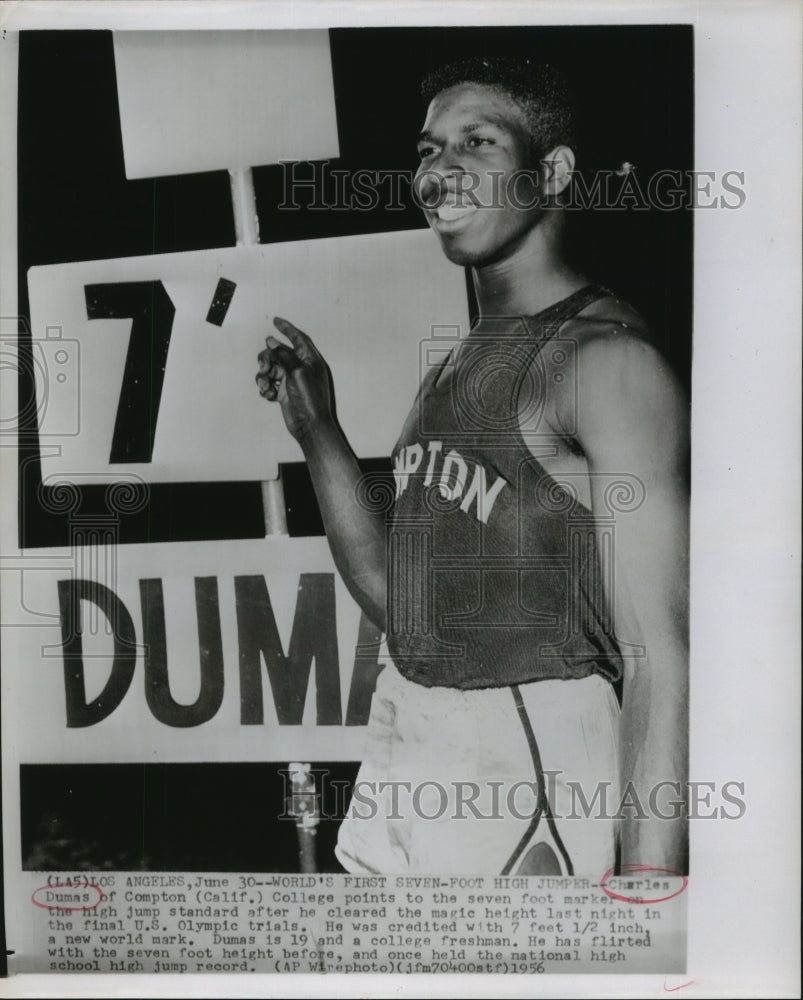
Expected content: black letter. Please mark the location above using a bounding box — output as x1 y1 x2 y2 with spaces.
235 574 341 725
139 577 224 727
57 579 136 727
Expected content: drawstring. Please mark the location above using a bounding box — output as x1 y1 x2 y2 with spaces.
500 684 574 876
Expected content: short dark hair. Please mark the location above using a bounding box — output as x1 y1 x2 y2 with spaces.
420 55 579 158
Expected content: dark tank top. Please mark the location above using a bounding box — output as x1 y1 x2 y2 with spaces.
385 284 624 689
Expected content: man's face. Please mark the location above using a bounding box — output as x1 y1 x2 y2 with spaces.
414 83 543 267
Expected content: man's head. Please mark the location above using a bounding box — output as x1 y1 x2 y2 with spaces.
414 56 578 267
421 56 579 163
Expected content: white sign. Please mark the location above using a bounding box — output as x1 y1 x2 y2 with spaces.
27 229 470 483
4 536 384 763
113 30 340 177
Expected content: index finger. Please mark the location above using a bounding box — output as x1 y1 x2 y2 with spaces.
272 316 320 362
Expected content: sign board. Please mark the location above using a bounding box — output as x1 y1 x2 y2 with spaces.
27 229 470 483
113 30 340 177
4 536 384 764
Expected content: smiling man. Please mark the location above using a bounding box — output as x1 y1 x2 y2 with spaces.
256 56 689 877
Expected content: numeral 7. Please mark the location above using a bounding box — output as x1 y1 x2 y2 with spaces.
85 281 176 463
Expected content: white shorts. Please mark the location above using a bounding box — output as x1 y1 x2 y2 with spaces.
336 662 620 876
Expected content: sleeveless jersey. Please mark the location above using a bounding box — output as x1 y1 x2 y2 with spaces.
385 284 625 690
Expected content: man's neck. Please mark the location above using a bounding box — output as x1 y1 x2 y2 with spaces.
471 222 586 319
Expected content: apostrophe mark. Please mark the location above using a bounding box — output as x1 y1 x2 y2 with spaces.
206 278 237 326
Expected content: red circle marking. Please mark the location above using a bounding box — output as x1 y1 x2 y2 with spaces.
600 864 688 904
31 881 104 912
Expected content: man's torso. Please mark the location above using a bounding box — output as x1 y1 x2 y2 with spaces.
385 285 649 689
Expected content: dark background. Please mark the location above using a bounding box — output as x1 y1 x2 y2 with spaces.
13 26 693 879
20 763 350 873
17 25 694 550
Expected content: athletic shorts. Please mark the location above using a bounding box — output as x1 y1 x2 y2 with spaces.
335 661 620 876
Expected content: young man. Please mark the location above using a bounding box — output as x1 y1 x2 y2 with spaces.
256 57 689 876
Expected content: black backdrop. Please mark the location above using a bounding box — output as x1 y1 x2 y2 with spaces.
15 26 693 873
18 25 693 550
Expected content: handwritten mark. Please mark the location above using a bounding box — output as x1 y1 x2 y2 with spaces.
664 979 698 992
31 881 104 911
206 277 237 326
600 864 688 904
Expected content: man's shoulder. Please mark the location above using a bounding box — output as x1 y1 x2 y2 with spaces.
549 293 688 440
559 294 674 380
561 293 652 347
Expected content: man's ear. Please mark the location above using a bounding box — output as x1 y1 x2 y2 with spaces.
541 145 576 198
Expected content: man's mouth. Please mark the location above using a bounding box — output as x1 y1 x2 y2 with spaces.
435 203 477 222
431 199 478 231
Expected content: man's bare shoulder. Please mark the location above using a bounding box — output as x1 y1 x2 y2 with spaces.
561 294 652 350
559 294 677 387
552 294 688 453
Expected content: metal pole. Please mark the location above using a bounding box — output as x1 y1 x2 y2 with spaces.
228 166 288 538
287 762 320 874
228 167 260 247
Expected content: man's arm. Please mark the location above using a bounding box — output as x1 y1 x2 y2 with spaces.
256 318 387 631
571 329 690 872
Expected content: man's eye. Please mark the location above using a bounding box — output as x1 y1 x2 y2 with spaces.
417 146 437 160
466 135 494 148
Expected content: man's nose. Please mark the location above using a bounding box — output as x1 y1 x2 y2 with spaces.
415 160 472 208
415 167 446 207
